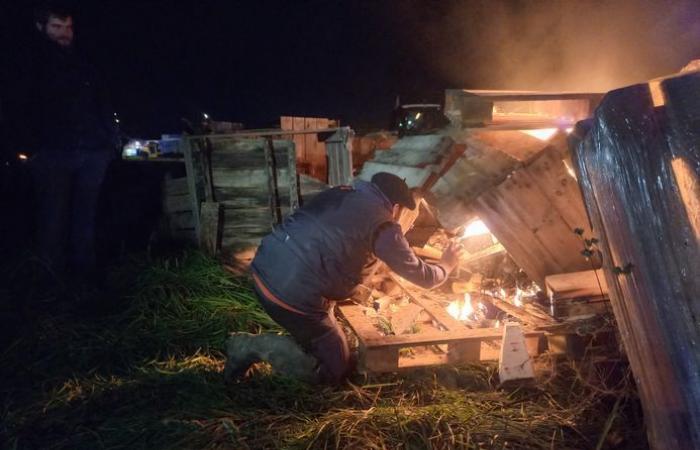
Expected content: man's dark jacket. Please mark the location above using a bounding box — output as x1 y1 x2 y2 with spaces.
252 181 394 313
8 34 117 155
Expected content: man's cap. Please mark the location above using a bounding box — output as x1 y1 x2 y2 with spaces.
371 172 416 210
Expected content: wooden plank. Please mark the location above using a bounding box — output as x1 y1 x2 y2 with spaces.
338 303 383 340
199 201 222 256
479 294 558 328
215 190 289 209
211 167 292 189
304 118 323 180
168 211 195 230
447 341 482 364
511 169 590 271
181 138 202 239
326 129 354 186
280 116 293 133
164 193 192 214
287 142 300 211
210 138 266 153
164 176 189 195
264 138 282 225
399 352 448 368
452 89 603 102
527 146 591 234
572 78 700 450
469 130 550 163
209 147 288 168
472 168 588 287
545 269 609 301
293 117 306 162
363 327 544 349
364 347 400 372
195 139 215 202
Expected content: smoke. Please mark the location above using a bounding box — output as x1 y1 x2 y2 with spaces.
394 0 700 92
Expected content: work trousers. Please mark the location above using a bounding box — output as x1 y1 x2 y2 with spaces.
253 281 352 384
30 150 112 275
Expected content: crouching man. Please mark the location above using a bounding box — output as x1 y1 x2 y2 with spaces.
225 172 463 384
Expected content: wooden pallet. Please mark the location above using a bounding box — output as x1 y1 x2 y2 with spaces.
338 299 545 373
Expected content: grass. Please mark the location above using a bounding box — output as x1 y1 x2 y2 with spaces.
0 252 647 449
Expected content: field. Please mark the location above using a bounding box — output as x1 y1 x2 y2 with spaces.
0 252 646 449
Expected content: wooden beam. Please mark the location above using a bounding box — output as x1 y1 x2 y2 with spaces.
199 201 222 256
263 138 282 226
184 127 346 140
363 328 544 349
181 138 202 240
326 128 354 186
287 141 300 212
479 294 558 328
458 89 603 101
412 243 506 269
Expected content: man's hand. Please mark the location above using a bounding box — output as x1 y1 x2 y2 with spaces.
439 241 465 274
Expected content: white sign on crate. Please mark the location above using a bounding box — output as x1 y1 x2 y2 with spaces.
498 322 535 383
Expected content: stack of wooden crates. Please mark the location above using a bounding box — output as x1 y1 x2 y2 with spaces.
161 129 351 263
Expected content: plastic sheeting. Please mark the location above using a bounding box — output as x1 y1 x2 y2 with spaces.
570 72 700 450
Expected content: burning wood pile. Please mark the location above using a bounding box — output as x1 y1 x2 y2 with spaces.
341 210 612 373
340 89 618 373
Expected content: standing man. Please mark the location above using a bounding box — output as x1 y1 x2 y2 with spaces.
17 3 118 281
225 172 464 384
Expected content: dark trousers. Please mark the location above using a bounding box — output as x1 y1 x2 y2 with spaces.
30 151 112 274
253 283 352 384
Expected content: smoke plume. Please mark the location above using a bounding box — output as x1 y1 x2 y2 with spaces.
394 0 700 92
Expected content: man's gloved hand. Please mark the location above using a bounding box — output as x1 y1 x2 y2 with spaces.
439 241 466 274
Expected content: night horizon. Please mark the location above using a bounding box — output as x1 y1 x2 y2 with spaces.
3 0 699 139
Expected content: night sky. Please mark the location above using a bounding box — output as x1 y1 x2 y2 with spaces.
2 0 699 138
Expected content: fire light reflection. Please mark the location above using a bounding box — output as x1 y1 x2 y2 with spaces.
522 128 558 141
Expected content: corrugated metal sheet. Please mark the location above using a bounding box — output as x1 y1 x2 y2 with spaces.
357 128 595 287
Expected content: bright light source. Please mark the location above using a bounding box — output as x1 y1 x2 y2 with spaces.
522 128 558 141
203 113 209 120
565 127 573 134
17 153 28 161
513 288 523 307
461 220 490 239
446 293 474 321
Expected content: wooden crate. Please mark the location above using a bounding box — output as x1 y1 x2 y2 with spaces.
338 299 545 373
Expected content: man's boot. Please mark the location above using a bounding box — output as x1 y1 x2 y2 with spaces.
224 332 319 383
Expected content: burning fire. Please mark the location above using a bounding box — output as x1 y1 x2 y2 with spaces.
461 219 490 239
513 288 524 307
447 293 474 321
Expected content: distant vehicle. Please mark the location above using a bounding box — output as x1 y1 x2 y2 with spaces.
392 103 451 137
122 139 158 159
